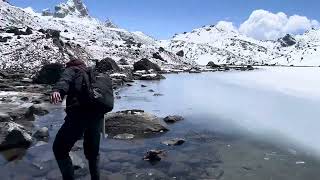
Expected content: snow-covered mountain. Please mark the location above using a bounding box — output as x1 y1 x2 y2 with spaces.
161 25 320 66
0 0 192 73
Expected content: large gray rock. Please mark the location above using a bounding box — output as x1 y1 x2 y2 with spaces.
33 63 64 84
105 110 168 136
95 57 120 72
133 58 161 72
0 121 33 150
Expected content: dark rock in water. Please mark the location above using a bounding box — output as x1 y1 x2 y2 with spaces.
148 89 155 92
20 97 29 102
96 57 120 72
139 73 166 81
133 58 161 72
278 34 296 47
153 93 164 96
33 127 49 140
143 150 166 162
164 115 184 123
152 52 166 62
0 122 33 150
118 58 129 65
141 84 147 87
28 105 49 116
176 50 184 57
0 113 12 122
8 107 35 122
33 63 64 84
161 138 185 146
207 61 221 68
104 110 168 136
247 65 254 71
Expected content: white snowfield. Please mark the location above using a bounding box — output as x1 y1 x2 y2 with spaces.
162 24 320 66
0 0 192 72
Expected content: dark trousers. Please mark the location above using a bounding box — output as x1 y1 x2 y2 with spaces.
53 113 103 161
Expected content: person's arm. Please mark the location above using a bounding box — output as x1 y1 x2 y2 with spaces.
50 67 76 104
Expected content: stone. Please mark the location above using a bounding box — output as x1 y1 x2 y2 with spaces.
141 84 147 87
176 50 184 57
96 57 120 72
163 115 184 123
0 122 33 150
133 58 161 72
161 138 185 146
105 110 168 136
207 61 221 68
143 150 166 162
118 58 129 65
33 127 49 140
70 152 86 170
33 63 64 84
113 133 135 140
153 93 164 96
152 52 165 61
28 105 49 116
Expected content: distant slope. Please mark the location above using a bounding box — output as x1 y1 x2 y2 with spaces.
161 25 320 66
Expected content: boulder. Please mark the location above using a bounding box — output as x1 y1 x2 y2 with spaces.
33 127 49 140
164 115 184 123
152 52 166 61
104 110 168 136
207 61 221 68
96 57 120 72
176 50 184 57
161 138 185 146
0 121 33 150
143 150 166 162
33 63 64 84
139 73 166 81
45 29 60 39
0 112 12 122
133 58 161 72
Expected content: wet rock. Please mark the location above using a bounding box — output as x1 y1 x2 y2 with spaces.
161 138 185 146
0 122 32 150
105 110 168 136
153 93 164 96
8 107 35 122
20 97 29 102
113 133 135 140
141 84 147 87
176 50 184 57
143 150 166 162
28 105 49 116
205 167 224 179
70 152 86 170
207 61 221 68
33 127 49 140
189 69 202 73
133 58 161 72
139 73 165 81
96 57 120 72
0 112 12 122
164 115 184 123
148 89 155 92
33 63 64 84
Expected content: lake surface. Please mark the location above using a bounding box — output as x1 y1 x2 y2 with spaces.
1 67 320 179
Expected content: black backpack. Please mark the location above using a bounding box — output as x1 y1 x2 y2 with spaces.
75 67 114 113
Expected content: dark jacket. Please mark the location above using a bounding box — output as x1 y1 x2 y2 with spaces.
53 59 94 115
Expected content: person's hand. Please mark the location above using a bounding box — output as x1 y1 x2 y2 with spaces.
50 92 62 104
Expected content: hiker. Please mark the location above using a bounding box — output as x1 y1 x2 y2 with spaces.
50 59 113 180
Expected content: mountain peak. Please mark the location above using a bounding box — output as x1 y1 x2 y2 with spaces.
54 0 89 18
104 18 118 28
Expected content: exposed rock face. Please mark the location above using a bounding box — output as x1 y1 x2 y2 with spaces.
33 127 49 140
54 0 89 18
33 63 64 84
133 58 161 72
0 121 33 150
104 110 169 136
176 50 184 57
278 34 296 47
104 18 118 28
207 61 221 68
95 57 120 72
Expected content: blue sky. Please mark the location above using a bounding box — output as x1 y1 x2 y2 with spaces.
9 0 320 39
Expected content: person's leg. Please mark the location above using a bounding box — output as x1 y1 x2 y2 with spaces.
83 115 103 180
53 115 86 180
